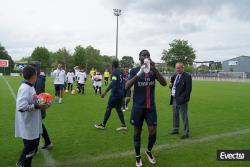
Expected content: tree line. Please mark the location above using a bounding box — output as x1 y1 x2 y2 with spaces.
1 39 221 75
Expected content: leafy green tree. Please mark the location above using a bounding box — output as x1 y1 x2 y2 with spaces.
73 45 87 69
52 48 73 71
0 43 14 74
120 56 134 68
161 39 196 67
31 46 50 70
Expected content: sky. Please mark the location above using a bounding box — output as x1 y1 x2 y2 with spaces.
0 0 250 63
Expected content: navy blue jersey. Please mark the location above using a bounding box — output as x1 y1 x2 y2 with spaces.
106 69 125 98
129 67 156 108
123 73 129 82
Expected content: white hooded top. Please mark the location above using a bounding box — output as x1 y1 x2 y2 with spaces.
15 82 42 140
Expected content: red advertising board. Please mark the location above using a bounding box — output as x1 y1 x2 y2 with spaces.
0 59 9 67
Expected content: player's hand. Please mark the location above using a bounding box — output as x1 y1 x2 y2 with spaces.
101 92 106 98
136 64 146 77
37 104 49 110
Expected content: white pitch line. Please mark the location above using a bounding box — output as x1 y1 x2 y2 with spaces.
1 76 57 167
1 76 17 100
59 128 250 166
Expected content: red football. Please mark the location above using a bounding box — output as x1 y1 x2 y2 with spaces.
36 93 53 106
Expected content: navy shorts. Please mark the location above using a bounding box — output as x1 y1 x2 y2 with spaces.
130 107 157 128
107 96 123 109
55 84 64 91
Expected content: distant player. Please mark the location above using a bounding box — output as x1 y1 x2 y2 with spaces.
92 71 97 91
52 64 66 104
66 69 75 92
74 66 80 78
125 50 167 167
103 69 110 86
122 66 131 112
95 72 102 95
89 67 96 78
77 69 87 94
95 60 127 131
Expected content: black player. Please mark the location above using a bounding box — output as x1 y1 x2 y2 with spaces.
94 60 127 131
126 50 167 167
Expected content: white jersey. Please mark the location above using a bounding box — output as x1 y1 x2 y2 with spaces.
78 72 87 84
15 82 42 140
75 69 80 77
52 69 66 84
67 72 75 83
96 74 102 87
92 75 98 86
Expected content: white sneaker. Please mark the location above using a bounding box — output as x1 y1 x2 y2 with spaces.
145 151 156 164
55 96 58 103
116 126 127 131
59 98 62 104
125 106 129 110
122 108 126 112
136 156 143 167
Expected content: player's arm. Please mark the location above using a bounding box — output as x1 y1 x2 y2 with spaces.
125 66 145 90
17 88 47 112
150 61 167 86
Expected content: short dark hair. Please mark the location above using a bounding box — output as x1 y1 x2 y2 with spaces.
139 49 150 57
112 60 119 69
23 66 37 80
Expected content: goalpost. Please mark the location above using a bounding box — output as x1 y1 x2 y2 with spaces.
217 72 246 81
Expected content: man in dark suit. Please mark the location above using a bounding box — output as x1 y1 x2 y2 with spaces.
169 63 192 139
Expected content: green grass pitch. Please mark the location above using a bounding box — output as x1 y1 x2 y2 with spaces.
0 76 250 167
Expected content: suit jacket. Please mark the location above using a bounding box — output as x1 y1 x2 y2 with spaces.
169 72 192 105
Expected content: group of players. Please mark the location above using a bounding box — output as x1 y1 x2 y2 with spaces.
51 63 132 112
15 49 167 167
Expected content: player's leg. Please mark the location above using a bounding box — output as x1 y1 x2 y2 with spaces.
81 84 85 94
115 98 127 131
134 126 143 167
58 84 63 104
180 103 189 139
83 84 85 94
145 108 157 164
171 98 180 134
41 123 53 150
67 83 70 91
54 84 59 102
17 139 37 167
99 86 101 94
77 83 81 93
95 86 98 94
131 107 144 167
70 83 73 91
95 96 113 129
